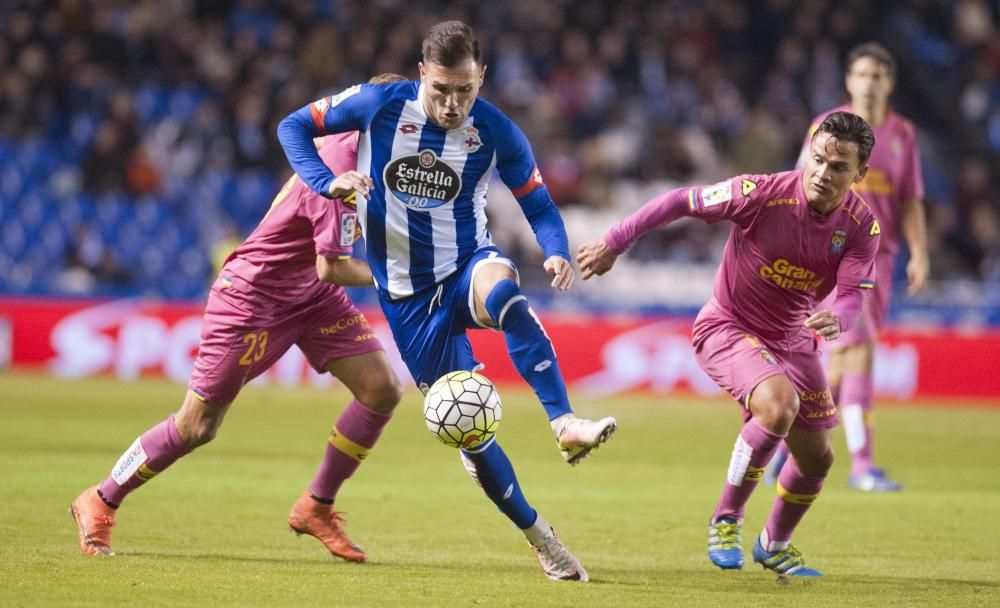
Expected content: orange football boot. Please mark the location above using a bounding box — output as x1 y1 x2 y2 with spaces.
70 486 117 556
288 492 366 562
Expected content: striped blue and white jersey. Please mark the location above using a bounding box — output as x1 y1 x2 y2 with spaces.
277 81 570 300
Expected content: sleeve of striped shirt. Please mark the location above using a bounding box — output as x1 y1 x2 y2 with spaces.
495 118 570 260
277 84 382 197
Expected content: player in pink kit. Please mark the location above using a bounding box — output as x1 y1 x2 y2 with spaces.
767 43 928 492
578 112 880 576
70 74 407 561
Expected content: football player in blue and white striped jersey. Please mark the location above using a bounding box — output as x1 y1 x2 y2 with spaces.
278 20 616 581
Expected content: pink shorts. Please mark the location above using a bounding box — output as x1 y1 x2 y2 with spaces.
188 276 383 404
820 252 894 349
692 303 838 431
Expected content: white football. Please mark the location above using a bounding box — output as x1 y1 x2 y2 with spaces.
423 371 502 449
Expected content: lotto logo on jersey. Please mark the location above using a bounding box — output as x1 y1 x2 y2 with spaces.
383 149 462 210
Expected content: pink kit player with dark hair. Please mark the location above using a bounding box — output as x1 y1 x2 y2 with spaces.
578 111 880 577
70 75 408 562
767 43 928 492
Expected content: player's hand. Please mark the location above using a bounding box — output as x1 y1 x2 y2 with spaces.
804 310 841 341
576 239 618 280
906 251 929 295
544 256 575 291
328 171 373 200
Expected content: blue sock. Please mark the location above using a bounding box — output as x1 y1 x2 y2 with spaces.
461 439 537 529
484 279 572 420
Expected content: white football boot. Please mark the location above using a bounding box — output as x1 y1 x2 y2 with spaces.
526 516 589 582
552 414 618 466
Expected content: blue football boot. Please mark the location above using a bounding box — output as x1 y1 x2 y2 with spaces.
751 536 822 576
708 517 744 569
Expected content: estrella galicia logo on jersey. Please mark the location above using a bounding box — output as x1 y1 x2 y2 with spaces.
831 229 846 254
384 149 462 210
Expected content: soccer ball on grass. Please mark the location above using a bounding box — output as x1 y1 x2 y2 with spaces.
423 371 502 449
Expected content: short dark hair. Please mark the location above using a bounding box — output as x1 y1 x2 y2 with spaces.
846 42 896 80
814 111 875 165
368 73 407 85
421 20 481 67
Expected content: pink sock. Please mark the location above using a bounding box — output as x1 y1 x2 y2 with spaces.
98 414 192 507
764 456 826 547
308 400 392 501
839 372 875 475
712 418 786 522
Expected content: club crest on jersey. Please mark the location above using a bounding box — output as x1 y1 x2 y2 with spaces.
384 149 462 210
462 127 483 153
831 229 846 254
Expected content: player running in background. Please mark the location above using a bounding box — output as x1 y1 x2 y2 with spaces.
70 74 407 561
277 20 615 582
766 43 927 492
578 112 879 576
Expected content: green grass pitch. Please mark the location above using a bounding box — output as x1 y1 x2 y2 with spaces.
1 371 998 607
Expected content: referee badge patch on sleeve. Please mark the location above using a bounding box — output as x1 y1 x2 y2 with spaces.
340 213 358 247
701 180 733 207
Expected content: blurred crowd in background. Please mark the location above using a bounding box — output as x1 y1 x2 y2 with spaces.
1 0 998 319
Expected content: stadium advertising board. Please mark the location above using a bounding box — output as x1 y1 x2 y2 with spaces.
1 297 998 400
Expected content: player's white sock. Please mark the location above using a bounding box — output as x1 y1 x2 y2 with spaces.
523 513 553 547
760 528 790 552
841 403 867 452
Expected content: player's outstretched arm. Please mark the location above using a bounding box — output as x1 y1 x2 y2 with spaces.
543 256 575 291
316 256 374 287
576 239 619 280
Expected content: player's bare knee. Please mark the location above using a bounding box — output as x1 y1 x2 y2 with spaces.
798 446 835 476
176 395 228 448
752 381 799 431
373 376 404 413
763 398 798 431
176 417 221 448
356 376 403 414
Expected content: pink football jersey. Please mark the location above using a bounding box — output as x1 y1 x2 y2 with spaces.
694 170 880 347
607 170 881 350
